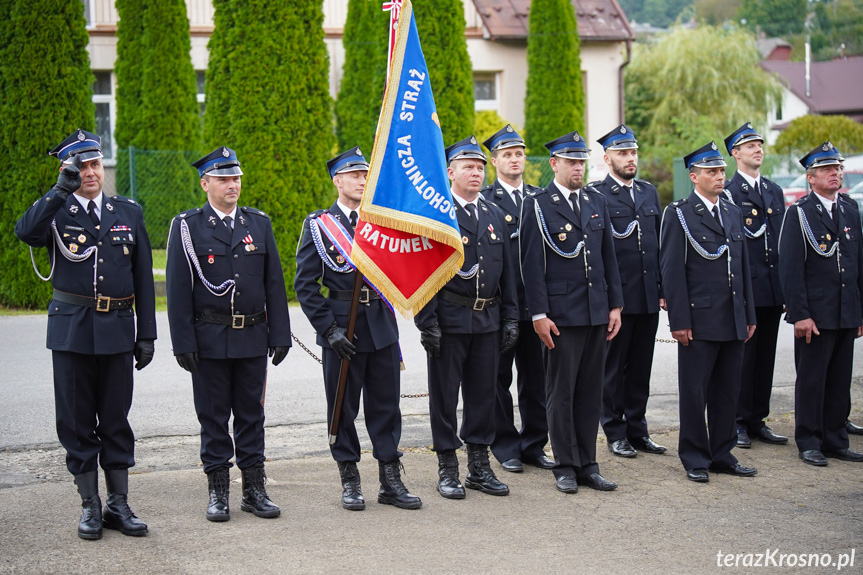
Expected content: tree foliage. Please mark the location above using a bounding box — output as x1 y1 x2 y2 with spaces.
774 114 863 158
413 0 474 146
694 0 740 25
0 0 94 307
336 0 390 154
738 0 806 38
618 0 694 26
204 0 335 297
625 24 782 201
524 0 584 155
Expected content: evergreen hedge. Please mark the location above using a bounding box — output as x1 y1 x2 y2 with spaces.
524 0 584 155
413 0 475 146
0 0 94 308
115 0 201 248
203 0 335 298
336 0 390 154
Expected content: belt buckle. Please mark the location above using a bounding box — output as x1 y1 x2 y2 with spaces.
359 286 370 305
232 315 245 329
472 298 485 312
96 295 111 312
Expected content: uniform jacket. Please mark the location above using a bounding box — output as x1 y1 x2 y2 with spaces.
779 192 863 330
725 172 784 307
519 182 624 327
592 175 662 315
481 179 540 321
15 189 156 355
166 202 291 359
294 202 398 352
415 196 518 334
659 192 756 341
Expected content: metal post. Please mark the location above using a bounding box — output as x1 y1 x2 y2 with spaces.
128 146 137 202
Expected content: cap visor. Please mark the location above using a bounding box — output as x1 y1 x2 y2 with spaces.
63 150 102 165
450 153 487 164
691 159 727 168
206 166 244 177
335 163 370 175
554 151 590 160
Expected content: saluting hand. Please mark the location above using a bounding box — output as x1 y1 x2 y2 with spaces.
533 317 559 350
53 153 83 199
795 318 820 344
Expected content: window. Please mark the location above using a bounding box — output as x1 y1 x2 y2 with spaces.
775 95 783 121
474 72 499 111
92 72 115 163
196 71 206 116
82 0 93 28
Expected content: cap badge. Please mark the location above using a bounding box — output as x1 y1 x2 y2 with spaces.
506 125 513 133
711 142 717 150
356 148 362 155
77 130 85 141
747 123 753 129
620 126 626 134
222 147 230 158
822 144 829 151
573 134 581 142
470 136 477 145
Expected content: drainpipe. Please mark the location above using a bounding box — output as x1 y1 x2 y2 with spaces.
619 38 632 123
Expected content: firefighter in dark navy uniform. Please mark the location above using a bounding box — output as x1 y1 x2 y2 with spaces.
415 136 519 500
519 130 624 494
480 125 554 473
15 129 156 540
660 141 757 483
592 124 667 459
166 146 291 522
294 146 421 511
723 122 788 449
779 142 863 466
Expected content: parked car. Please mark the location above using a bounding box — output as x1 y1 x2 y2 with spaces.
782 170 863 206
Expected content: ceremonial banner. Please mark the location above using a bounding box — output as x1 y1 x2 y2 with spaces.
352 0 464 317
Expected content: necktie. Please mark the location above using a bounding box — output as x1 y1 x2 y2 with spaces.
712 205 723 230
622 186 634 207
465 203 477 221
87 200 100 228
831 202 839 223
569 193 581 219
349 210 358 227
223 215 233 229
513 189 523 212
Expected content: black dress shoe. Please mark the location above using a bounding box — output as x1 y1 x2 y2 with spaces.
847 421 863 436
576 472 617 491
555 475 578 493
710 463 757 477
608 439 637 458
799 450 828 466
102 494 148 536
823 448 863 462
736 428 752 449
686 468 709 482
628 436 667 454
524 454 556 469
751 426 788 445
500 458 523 473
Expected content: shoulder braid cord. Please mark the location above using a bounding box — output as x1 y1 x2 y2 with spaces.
796 207 841 273
30 219 100 297
533 199 589 278
309 217 353 273
175 218 239 313
674 207 732 287
611 219 642 252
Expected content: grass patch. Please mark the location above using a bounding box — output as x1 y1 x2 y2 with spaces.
152 249 167 269
0 304 44 316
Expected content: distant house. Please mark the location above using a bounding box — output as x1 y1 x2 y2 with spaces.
757 37 792 61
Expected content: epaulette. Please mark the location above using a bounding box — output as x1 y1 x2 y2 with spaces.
305 208 326 220
587 180 604 188
480 183 494 193
110 195 139 206
528 187 546 197
671 198 688 207
634 178 652 186
176 207 202 219
525 183 541 192
582 184 601 194
839 192 858 207
241 206 269 218
794 195 809 206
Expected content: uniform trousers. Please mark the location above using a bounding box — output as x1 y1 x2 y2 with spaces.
52 350 135 475
322 343 402 463
491 321 548 463
428 331 499 452
601 312 659 442
192 356 267 474
544 325 605 479
794 328 854 452
737 306 783 432
678 339 743 470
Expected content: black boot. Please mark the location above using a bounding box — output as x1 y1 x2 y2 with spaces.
337 461 365 511
436 450 465 500
102 469 148 536
74 471 102 540
378 459 422 510
240 465 280 518
465 444 510 496
206 469 231 522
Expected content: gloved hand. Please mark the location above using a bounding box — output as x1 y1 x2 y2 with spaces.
324 322 356 361
134 339 155 370
176 351 199 373
420 323 442 358
268 346 290 366
500 318 519 353
52 154 82 199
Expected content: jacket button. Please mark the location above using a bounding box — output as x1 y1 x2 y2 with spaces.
588 282 592 287
234 274 240 279
479 256 483 261
234 254 239 259
480 284 485 288
98 258 103 263
236 291 241 296
97 242 102 247
98 276 104 281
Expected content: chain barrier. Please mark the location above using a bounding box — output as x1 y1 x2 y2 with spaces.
290 332 322 365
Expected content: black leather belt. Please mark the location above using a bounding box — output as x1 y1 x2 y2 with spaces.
52 289 134 312
439 290 499 311
328 286 380 305
194 309 266 329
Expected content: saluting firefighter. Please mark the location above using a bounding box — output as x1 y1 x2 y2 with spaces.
15 130 156 540
723 122 788 449
778 142 863 466
659 142 757 483
294 147 421 511
166 146 291 522
519 130 624 494
592 124 668 459
415 136 519 500
480 125 555 473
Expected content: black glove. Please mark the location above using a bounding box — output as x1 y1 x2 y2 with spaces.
420 323 442 358
500 318 519 353
52 154 82 199
176 351 199 373
268 346 290 366
133 339 155 370
324 322 356 361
